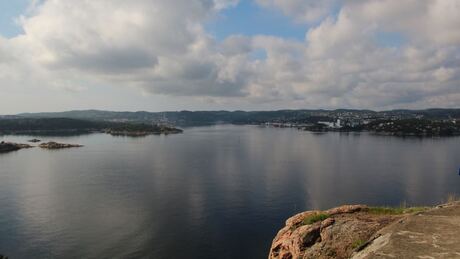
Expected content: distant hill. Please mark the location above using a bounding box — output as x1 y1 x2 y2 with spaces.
7 108 460 126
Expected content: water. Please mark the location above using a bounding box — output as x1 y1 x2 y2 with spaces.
1 125 459 258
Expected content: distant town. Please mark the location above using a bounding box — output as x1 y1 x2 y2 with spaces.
259 110 460 136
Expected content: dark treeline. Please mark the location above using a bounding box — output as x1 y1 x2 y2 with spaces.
0 118 180 135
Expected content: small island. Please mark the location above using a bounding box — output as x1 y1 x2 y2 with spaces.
39 142 83 149
0 141 33 153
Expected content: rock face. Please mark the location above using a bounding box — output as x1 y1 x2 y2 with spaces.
39 141 83 149
0 141 33 153
269 202 460 259
269 205 403 259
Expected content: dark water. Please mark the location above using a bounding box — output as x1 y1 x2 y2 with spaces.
1 125 460 258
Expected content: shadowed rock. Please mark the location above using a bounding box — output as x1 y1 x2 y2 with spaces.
0 141 33 153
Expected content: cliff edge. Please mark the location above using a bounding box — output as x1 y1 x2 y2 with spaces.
269 202 460 259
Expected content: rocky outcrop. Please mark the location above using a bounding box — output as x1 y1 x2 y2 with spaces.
39 141 83 149
28 139 41 143
0 141 33 153
269 203 460 259
269 205 405 259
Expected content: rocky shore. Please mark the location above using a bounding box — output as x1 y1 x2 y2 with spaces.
0 141 33 153
39 141 83 149
269 202 460 259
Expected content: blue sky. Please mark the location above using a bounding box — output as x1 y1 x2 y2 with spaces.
206 1 307 41
0 0 29 37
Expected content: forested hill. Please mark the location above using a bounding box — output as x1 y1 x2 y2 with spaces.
0 118 181 135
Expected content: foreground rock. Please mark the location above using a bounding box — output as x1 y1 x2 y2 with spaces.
39 141 83 149
269 202 460 259
353 202 460 259
269 205 398 259
0 141 33 153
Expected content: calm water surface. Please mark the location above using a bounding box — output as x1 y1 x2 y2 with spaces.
1 125 460 258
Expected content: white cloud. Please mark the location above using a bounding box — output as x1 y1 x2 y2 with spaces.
0 0 459 111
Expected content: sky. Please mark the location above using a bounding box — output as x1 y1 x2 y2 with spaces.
0 0 459 114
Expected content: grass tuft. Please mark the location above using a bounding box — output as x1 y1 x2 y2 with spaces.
351 239 366 250
368 206 428 215
302 213 330 225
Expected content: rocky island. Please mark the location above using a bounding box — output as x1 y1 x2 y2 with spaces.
0 141 33 153
269 202 460 259
39 141 83 149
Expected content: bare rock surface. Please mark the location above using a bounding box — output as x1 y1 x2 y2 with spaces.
269 202 460 259
39 141 83 149
353 202 460 259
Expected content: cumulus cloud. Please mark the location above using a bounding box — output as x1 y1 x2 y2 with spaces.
0 0 459 110
5 0 247 96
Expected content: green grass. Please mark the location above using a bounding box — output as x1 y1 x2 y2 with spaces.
351 239 366 250
302 213 330 225
368 206 428 215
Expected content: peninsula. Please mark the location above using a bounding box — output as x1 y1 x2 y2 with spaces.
0 118 183 136
0 141 33 153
